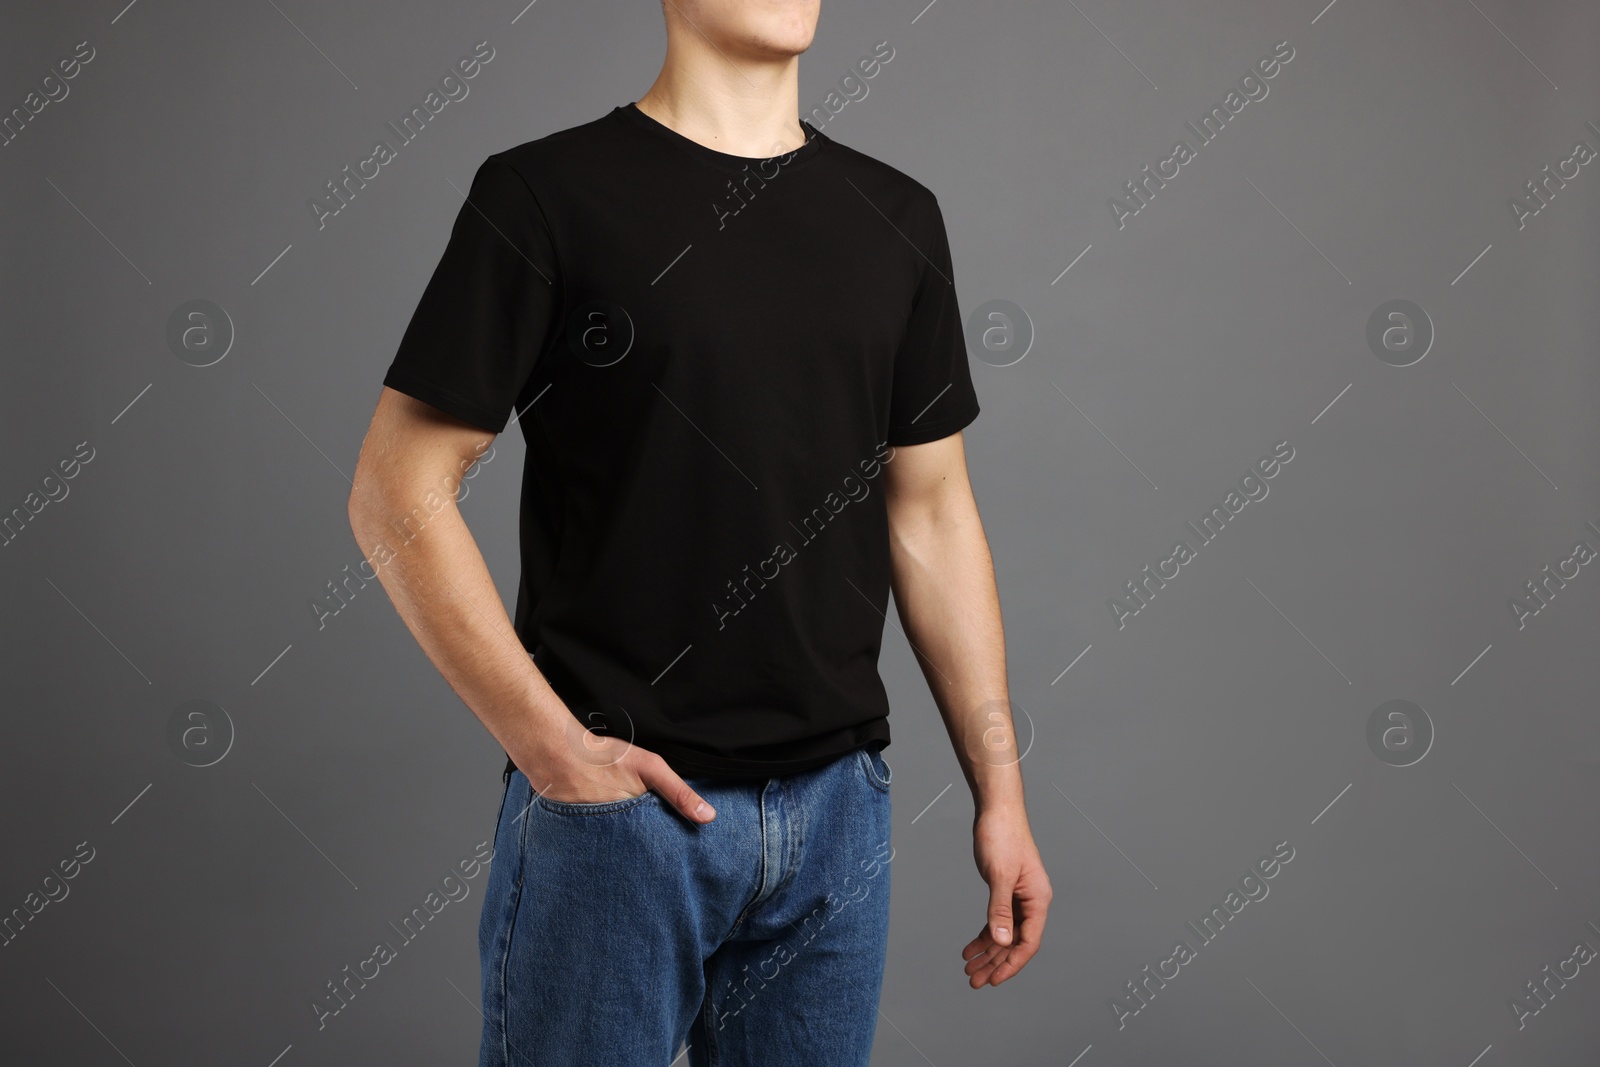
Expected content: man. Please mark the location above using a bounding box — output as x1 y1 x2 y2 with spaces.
348 1 1050 1063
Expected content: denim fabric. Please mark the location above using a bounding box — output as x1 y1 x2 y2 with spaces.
477 743 893 1066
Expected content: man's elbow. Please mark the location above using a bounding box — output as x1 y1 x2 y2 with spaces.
346 388 495 543
888 485 969 551
346 464 389 546
347 447 417 545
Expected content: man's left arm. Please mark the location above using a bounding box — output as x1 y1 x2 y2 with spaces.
882 431 1052 988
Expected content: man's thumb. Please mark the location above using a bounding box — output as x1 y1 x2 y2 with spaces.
642 760 716 824
988 878 1016 946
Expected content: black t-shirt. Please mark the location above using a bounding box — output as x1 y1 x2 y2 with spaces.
383 103 979 779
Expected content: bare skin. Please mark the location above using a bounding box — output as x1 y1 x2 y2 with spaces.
881 434 1052 987
349 0 1050 989
347 391 717 820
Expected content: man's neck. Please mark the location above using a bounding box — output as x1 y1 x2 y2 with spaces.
635 39 807 158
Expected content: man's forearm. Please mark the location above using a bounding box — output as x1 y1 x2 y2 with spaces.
887 483 1025 815
347 471 570 768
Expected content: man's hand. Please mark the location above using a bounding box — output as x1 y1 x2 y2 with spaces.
963 808 1051 988
879 433 1050 985
519 726 717 824
347 391 717 828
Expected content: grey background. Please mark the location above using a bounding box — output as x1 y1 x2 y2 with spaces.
3 0 1597 1064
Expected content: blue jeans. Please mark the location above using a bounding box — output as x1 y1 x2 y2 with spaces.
477 743 894 1066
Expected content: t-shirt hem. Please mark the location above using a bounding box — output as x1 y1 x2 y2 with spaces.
886 398 980 446
502 719 893 783
382 367 508 434
654 733 884 780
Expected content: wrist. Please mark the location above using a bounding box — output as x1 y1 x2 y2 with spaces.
973 794 1030 821
498 697 582 775
960 751 1024 819
969 769 1029 821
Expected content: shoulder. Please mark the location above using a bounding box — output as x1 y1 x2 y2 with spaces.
478 109 629 189
815 134 945 229
451 111 622 218
491 110 613 166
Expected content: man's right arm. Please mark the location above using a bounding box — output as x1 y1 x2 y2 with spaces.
346 386 716 822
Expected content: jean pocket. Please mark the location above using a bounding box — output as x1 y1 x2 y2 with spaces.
857 745 892 792
532 782 656 816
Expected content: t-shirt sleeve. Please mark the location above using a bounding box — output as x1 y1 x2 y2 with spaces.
382 153 561 434
885 193 981 446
